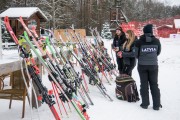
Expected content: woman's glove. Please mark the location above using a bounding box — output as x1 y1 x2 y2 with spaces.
117 51 122 58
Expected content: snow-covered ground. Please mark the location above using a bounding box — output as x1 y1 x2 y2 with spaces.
0 38 180 120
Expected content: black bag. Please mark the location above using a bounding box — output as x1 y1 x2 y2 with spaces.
115 76 140 102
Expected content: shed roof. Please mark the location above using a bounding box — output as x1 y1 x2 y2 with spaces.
0 7 48 22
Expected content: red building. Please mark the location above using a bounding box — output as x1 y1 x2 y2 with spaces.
120 15 180 38
157 25 177 38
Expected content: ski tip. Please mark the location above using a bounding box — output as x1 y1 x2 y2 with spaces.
108 82 112 85
4 16 8 22
109 98 113 102
91 103 94 106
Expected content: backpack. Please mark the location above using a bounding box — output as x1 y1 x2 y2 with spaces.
115 76 140 102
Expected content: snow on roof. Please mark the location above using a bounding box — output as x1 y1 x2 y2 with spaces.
0 7 48 22
157 24 173 29
174 19 180 28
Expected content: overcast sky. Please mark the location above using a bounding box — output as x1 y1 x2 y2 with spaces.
160 0 180 6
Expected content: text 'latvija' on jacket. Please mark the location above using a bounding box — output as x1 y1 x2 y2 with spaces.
135 33 161 65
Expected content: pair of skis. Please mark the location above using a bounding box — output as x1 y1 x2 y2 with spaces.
89 28 118 76
58 30 113 101
39 28 94 107
4 16 61 120
20 19 90 120
5 16 90 120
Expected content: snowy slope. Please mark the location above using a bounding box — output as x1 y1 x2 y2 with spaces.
0 38 180 120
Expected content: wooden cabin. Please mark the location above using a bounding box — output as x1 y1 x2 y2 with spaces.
0 7 48 41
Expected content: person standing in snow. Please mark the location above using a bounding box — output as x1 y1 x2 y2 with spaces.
135 24 162 110
112 27 126 76
117 30 136 76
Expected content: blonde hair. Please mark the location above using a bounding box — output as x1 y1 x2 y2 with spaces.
123 30 135 51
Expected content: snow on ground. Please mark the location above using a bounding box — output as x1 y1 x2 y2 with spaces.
0 49 19 64
0 38 180 120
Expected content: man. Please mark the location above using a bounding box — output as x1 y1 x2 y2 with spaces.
135 24 162 110
112 27 126 76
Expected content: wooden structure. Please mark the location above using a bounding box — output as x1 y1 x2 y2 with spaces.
110 0 128 36
54 29 86 42
0 7 48 40
0 54 42 118
0 70 28 118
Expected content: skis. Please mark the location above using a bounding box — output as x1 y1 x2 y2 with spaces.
31 27 94 107
58 31 113 101
4 16 61 120
19 16 89 120
5 15 117 119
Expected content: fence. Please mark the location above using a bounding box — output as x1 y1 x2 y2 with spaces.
2 42 17 49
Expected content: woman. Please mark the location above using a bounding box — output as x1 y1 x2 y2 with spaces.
117 30 136 76
112 27 126 75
